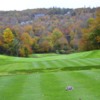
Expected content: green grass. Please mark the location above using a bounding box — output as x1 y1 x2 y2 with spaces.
0 70 100 100
0 50 100 74
0 50 100 100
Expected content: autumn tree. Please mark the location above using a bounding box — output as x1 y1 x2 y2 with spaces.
3 28 14 43
51 28 63 51
19 32 33 57
2 28 15 55
79 9 100 51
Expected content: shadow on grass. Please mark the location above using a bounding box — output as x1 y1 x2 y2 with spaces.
0 65 99 76
8 65 100 74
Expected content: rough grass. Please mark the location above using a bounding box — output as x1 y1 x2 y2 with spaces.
0 50 100 100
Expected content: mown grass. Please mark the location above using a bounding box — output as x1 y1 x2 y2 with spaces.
0 70 100 100
0 50 100 100
0 50 100 74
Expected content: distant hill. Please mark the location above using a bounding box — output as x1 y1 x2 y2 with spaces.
0 7 99 25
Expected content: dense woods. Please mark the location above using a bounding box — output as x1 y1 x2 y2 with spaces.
0 7 100 57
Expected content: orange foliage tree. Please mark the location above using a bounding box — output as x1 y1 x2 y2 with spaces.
79 9 100 50
19 32 33 57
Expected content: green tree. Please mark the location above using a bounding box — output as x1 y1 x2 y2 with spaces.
79 9 100 50
51 28 63 51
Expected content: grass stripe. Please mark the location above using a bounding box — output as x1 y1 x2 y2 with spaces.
55 71 100 100
40 72 67 100
17 74 44 100
41 61 52 68
0 75 28 100
32 62 40 68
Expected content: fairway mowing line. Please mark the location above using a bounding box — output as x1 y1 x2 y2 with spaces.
37 62 46 69
55 72 82 100
56 59 78 68
5 63 32 71
63 59 81 67
59 60 75 67
0 64 13 72
0 77 13 92
56 71 100 100
5 64 21 71
81 59 99 66
50 60 63 68
41 61 52 68
51 60 64 68
40 72 68 100
76 71 100 99
32 62 40 68
75 59 94 66
50 60 60 67
0 66 8 72
46 61 58 68
0 76 28 100
87 58 100 64
71 59 87 66
17 74 45 100
57 60 68 66
0 63 35 75
81 71 100 82
95 58 100 61
54 60 68 68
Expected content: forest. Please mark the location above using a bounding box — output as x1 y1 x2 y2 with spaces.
0 7 100 57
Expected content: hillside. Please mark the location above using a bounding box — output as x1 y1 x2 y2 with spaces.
0 7 100 57
0 7 97 25
0 50 100 75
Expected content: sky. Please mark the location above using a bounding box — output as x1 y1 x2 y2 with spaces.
0 0 100 11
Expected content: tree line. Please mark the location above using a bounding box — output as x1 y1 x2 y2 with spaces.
0 8 100 57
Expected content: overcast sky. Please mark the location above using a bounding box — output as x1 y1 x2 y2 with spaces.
0 0 100 11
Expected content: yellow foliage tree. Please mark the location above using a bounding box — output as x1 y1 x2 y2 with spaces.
21 32 33 45
3 28 14 43
52 28 63 44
